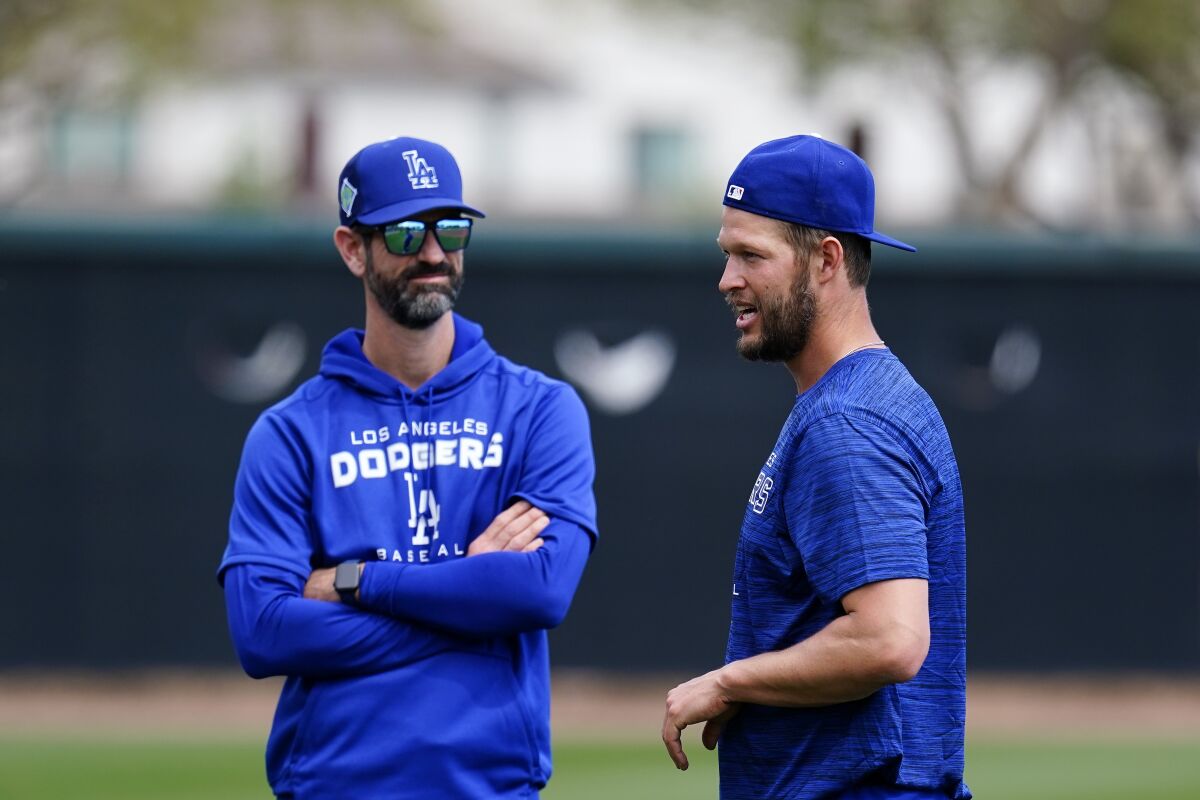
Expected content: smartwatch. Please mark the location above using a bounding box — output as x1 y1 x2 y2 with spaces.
334 560 362 606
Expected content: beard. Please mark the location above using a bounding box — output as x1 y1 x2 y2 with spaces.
731 271 817 362
364 247 463 330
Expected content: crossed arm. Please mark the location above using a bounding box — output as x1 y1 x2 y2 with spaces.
225 501 590 679
224 389 596 681
661 577 930 770
304 500 550 602
304 501 592 637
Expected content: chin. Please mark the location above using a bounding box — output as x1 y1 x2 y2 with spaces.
735 335 764 361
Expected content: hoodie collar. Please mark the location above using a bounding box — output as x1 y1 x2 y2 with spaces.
319 313 494 402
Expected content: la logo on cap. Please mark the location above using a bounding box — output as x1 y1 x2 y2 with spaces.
727 184 744 200
402 149 439 190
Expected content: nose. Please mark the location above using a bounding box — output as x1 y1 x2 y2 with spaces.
718 258 744 295
418 225 447 262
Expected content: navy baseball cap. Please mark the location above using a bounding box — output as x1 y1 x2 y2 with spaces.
722 135 915 252
337 136 485 226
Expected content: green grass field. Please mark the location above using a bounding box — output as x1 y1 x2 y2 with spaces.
1 736 1198 799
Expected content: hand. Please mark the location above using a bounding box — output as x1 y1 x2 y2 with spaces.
467 500 549 556
662 668 741 770
303 567 338 602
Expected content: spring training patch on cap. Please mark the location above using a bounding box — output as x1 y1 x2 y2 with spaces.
726 184 744 201
340 178 358 216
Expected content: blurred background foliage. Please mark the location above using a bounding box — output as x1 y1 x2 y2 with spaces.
2 0 1197 227
658 0 1200 225
0 0 442 208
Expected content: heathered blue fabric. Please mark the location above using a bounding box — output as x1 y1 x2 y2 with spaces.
218 314 597 799
720 348 968 800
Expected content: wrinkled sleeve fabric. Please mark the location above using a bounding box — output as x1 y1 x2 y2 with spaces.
784 413 929 605
220 413 316 580
359 518 591 637
219 413 464 679
223 563 470 679
509 384 598 538
358 384 598 637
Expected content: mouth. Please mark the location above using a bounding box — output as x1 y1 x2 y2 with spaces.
733 303 758 330
406 266 453 284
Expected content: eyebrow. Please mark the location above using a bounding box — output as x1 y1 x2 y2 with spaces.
719 234 774 252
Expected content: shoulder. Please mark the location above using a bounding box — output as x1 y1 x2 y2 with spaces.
803 353 943 438
487 355 587 410
240 373 341 453
829 352 927 410
255 372 343 424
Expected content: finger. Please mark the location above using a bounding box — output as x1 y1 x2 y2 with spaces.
495 506 546 547
471 502 534 552
701 718 723 750
508 504 546 531
505 514 550 551
520 537 544 553
662 719 689 770
481 500 532 539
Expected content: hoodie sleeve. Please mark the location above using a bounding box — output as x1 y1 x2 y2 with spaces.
355 383 598 637
511 383 598 536
357 518 590 637
223 562 473 679
219 412 316 579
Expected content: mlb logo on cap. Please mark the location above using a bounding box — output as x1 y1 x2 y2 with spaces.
337 136 486 227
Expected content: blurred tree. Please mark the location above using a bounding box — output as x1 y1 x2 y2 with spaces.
660 0 1200 228
0 0 442 207
0 0 218 201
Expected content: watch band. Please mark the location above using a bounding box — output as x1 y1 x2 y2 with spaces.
334 560 362 606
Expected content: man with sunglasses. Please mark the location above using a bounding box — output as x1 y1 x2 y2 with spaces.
219 136 598 799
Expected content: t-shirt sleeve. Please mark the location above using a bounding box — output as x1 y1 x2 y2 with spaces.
783 413 929 605
511 384 598 542
218 412 314 582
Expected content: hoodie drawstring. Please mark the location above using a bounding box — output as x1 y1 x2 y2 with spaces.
397 383 440 549
425 384 438 545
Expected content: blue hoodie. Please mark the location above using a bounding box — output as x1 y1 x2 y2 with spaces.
219 314 597 799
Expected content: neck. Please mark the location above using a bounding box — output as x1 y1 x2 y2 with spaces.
361 304 455 390
785 293 882 394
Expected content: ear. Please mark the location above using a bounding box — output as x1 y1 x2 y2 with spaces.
812 235 845 286
333 226 369 279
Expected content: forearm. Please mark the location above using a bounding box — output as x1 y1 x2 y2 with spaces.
224 563 470 680
359 519 591 637
719 607 927 708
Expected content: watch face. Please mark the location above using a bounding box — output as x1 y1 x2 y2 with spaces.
334 562 359 592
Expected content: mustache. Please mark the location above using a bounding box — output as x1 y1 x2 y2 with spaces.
724 292 753 311
403 261 455 280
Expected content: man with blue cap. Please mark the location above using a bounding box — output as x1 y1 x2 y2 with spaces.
663 135 969 800
219 136 598 798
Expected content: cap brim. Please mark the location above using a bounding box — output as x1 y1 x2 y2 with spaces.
357 197 486 224
862 231 916 252
723 199 915 253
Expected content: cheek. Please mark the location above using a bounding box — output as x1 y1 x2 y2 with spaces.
770 269 796 291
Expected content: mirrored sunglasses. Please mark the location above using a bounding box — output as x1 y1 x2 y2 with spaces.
379 218 473 256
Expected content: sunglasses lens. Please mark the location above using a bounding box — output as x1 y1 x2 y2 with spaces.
434 219 472 252
382 221 426 255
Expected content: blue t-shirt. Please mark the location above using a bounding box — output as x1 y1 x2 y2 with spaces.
721 348 969 800
218 314 598 799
